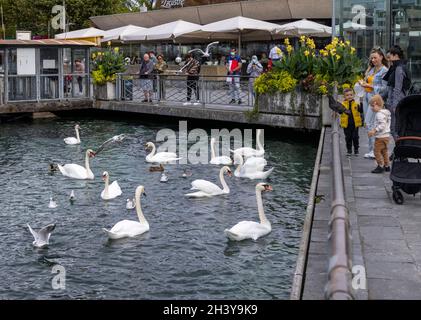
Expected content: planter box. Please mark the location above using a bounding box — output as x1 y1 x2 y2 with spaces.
257 89 329 130
95 82 116 101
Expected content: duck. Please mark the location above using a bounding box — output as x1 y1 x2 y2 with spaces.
101 171 122 200
103 186 149 239
64 124 81 145
149 164 165 172
58 149 95 180
209 137 232 165
185 166 232 198
231 129 265 159
224 183 273 241
69 190 76 202
145 142 181 165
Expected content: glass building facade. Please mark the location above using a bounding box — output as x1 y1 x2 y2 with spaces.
334 0 421 81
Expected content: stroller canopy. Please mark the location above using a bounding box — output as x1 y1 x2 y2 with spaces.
396 94 421 137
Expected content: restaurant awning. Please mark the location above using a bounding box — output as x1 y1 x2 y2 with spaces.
102 25 148 42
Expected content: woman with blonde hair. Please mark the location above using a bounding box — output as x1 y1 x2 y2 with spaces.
359 47 389 159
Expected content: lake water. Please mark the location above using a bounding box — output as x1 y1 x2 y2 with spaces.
0 115 317 299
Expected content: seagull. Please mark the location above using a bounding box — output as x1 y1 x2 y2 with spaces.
126 198 136 210
48 197 57 209
95 134 127 155
188 41 219 57
160 172 169 182
27 223 56 248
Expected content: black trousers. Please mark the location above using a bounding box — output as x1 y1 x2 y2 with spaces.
187 75 199 101
344 125 359 152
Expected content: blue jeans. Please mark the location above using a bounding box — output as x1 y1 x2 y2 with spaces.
229 77 241 100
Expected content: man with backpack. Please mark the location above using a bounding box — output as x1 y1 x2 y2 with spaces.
383 45 410 140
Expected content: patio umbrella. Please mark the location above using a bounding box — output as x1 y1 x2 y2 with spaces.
123 20 202 41
181 16 282 55
274 19 331 37
55 27 105 40
101 25 148 42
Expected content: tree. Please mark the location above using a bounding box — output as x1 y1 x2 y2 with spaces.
0 0 130 38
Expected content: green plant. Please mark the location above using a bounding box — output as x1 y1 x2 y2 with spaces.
254 70 297 95
245 96 260 121
91 44 127 85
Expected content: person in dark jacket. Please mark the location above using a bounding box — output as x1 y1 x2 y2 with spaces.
182 53 201 105
383 45 408 140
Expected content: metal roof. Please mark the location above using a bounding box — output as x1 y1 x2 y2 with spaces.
0 39 97 47
90 0 332 30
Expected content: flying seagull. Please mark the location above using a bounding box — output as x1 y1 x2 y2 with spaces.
95 134 126 155
188 41 219 57
27 223 56 248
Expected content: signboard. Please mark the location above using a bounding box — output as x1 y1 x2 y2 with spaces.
158 0 240 9
16 31 32 40
17 48 36 75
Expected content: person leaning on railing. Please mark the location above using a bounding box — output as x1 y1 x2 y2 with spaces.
154 54 168 101
139 53 155 103
182 53 201 106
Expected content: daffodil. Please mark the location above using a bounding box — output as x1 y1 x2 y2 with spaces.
114 47 120 52
300 35 306 43
345 40 351 46
350 47 356 54
287 45 293 54
304 50 310 57
336 54 341 60
284 38 290 45
319 49 328 57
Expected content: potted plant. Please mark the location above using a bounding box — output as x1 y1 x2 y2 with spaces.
91 42 127 100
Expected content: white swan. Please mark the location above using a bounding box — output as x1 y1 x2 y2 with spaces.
225 183 272 241
185 166 232 198
64 124 81 145
126 198 135 210
101 171 122 200
48 197 57 208
58 149 95 180
145 142 181 164
103 186 149 239
231 129 265 158
233 153 273 180
209 137 232 165
27 223 56 248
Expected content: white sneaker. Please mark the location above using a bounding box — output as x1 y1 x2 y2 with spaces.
364 151 375 159
193 100 201 105
183 101 192 105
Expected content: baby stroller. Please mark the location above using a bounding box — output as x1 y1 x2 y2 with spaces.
390 95 421 204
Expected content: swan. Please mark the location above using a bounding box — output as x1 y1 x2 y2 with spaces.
101 171 122 200
58 149 95 180
27 223 56 248
231 129 265 158
126 198 135 210
185 166 232 198
103 186 149 239
225 183 273 241
233 153 273 180
48 197 57 208
64 124 81 145
145 142 181 164
209 137 232 165
160 172 168 182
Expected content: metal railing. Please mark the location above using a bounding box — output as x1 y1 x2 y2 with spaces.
324 111 354 300
116 73 257 107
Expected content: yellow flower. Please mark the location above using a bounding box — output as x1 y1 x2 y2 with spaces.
350 47 356 54
325 44 333 51
318 85 328 95
332 37 339 44
300 35 306 43
92 53 97 59
342 83 350 89
319 49 328 57
287 45 293 54
336 54 341 60
306 38 315 49
114 47 120 53
304 50 310 56
312 52 315 57
345 40 351 46
284 38 290 45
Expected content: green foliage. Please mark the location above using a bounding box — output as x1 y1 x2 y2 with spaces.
0 0 130 38
254 70 297 95
91 46 127 85
245 96 260 122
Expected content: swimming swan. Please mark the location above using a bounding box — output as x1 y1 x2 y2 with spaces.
209 137 232 165
145 142 181 164
231 129 264 158
64 124 81 145
58 149 95 180
233 153 273 180
103 186 149 239
185 166 232 198
101 171 122 200
225 183 272 241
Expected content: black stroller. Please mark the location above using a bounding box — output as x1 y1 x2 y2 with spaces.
390 95 421 204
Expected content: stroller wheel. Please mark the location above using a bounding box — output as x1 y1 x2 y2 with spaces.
392 190 404 205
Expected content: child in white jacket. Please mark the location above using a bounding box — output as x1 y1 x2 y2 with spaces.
368 94 392 173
